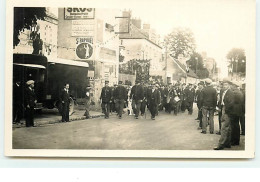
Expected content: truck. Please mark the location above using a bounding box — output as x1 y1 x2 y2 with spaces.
13 53 89 116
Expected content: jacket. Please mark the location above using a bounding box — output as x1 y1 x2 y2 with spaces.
201 86 217 108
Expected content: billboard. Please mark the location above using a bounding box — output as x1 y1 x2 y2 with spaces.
64 8 95 20
75 38 94 60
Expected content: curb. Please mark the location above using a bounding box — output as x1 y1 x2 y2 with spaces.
13 114 105 128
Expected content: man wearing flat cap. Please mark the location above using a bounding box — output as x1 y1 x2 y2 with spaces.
100 81 112 119
114 81 127 119
24 80 37 127
214 78 234 150
200 78 217 134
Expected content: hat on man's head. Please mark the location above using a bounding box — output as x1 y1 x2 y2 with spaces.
26 80 34 85
118 81 123 84
222 77 231 84
232 81 241 87
205 78 212 84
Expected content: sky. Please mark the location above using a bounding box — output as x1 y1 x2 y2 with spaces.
128 0 255 77
49 0 255 77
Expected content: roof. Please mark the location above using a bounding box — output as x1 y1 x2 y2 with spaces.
170 56 198 78
119 23 162 49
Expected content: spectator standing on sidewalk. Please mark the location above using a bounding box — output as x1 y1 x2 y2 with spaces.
100 81 112 119
24 80 36 127
13 81 23 125
84 86 91 119
201 78 217 134
214 78 234 150
60 83 70 122
230 81 243 146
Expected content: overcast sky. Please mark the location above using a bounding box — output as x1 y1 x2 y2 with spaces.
127 0 255 77
49 0 254 77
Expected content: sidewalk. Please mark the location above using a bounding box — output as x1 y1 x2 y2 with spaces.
13 108 104 128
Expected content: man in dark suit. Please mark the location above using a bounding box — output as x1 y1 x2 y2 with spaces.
13 81 23 124
147 83 161 120
114 81 127 119
130 80 144 119
201 78 217 134
240 83 245 135
24 80 36 127
60 83 70 122
214 78 234 150
184 83 195 115
100 81 112 119
230 81 243 146
196 82 204 129
140 82 148 116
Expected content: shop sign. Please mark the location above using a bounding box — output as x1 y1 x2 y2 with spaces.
64 8 95 20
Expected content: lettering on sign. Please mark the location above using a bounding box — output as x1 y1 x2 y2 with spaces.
72 20 94 37
75 38 94 60
64 8 95 20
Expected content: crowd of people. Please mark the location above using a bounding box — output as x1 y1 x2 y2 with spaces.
100 78 245 150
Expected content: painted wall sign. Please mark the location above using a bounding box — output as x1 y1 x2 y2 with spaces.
71 20 95 37
75 38 94 60
64 8 95 20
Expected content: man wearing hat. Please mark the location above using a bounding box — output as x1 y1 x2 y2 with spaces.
130 80 144 119
201 78 217 134
24 80 37 127
147 83 161 120
183 83 195 115
100 81 112 119
114 81 127 119
84 85 92 119
214 78 234 150
229 80 244 146
60 83 70 122
196 81 204 129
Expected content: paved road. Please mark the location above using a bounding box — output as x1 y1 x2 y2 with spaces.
12 107 245 150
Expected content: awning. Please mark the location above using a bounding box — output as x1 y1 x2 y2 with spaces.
13 63 46 69
48 57 89 68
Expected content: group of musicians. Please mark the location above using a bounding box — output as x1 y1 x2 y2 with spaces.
100 80 197 120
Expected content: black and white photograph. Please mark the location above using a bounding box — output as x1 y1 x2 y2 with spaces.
5 0 255 158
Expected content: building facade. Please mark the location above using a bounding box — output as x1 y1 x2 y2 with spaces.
57 8 120 107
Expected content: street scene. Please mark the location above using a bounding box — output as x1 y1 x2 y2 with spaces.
11 3 250 152
12 107 245 150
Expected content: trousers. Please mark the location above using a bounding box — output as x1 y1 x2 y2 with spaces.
102 102 110 118
218 109 231 148
115 99 125 117
202 106 215 133
132 100 142 117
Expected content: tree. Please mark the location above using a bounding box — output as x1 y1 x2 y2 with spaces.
186 52 209 79
186 52 203 73
13 7 46 47
164 27 196 59
226 48 246 73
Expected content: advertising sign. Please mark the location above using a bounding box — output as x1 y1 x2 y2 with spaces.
71 20 95 37
64 8 95 20
75 38 94 60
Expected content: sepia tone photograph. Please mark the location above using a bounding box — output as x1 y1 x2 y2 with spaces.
5 0 255 158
